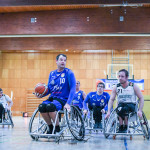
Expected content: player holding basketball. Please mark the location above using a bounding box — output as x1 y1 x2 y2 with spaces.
35 54 76 134
83 82 110 129
72 81 86 111
105 69 144 132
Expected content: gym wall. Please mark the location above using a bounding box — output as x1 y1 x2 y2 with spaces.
0 51 150 118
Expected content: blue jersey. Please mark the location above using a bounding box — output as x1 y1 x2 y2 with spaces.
83 92 110 111
72 90 84 109
46 68 76 105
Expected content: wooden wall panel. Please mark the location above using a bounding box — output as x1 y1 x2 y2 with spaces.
0 0 149 6
1 51 150 116
0 37 150 51
141 60 148 70
0 8 150 34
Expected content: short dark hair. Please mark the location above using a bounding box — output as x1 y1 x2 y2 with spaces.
0 88 3 92
119 69 129 77
97 82 105 88
56 54 67 61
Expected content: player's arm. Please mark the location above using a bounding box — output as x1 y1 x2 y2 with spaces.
102 93 110 113
35 72 51 98
105 86 117 119
82 92 86 100
5 95 13 109
65 70 76 107
45 72 52 96
83 94 90 114
134 84 144 118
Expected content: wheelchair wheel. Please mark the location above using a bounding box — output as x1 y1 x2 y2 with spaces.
29 108 48 140
104 109 117 138
103 119 110 138
65 105 85 141
7 110 14 128
140 112 150 139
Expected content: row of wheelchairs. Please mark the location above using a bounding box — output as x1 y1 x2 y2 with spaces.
0 105 149 142
28 105 150 142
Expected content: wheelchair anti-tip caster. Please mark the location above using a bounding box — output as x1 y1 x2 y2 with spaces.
130 136 132 140
113 135 116 140
35 136 39 141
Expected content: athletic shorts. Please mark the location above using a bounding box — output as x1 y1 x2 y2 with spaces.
42 98 65 111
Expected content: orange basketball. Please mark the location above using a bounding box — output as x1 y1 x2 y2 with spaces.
35 83 48 96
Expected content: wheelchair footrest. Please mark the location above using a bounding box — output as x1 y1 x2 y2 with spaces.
104 132 143 136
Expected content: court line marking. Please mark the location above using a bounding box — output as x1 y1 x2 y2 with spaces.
124 138 128 150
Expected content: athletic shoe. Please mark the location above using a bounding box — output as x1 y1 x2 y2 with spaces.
55 125 60 133
123 125 127 133
94 123 99 129
98 122 102 129
117 125 124 133
47 124 53 134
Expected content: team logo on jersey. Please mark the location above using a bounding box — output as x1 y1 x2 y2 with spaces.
50 80 55 85
92 95 95 97
78 93 81 95
101 99 104 103
92 103 96 106
61 73 65 77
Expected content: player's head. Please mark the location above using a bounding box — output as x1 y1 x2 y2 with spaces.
76 81 80 90
0 88 3 98
118 69 129 84
56 54 67 70
97 82 105 93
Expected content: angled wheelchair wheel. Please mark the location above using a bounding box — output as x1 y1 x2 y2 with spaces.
29 108 48 140
65 105 85 141
2 110 14 128
104 109 117 139
103 119 110 138
7 110 14 128
140 112 150 140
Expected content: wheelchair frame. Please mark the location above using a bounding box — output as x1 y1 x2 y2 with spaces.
0 109 14 128
104 108 150 140
84 110 105 133
29 105 85 142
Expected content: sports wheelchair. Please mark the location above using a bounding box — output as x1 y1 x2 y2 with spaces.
104 107 150 140
84 110 105 133
0 109 14 128
29 105 85 143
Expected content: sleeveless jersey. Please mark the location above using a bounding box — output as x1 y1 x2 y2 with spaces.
116 82 137 104
72 90 84 109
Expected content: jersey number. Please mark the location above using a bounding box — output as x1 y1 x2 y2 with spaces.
60 78 65 84
117 89 122 93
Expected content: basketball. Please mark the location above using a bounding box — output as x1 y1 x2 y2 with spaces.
34 83 48 96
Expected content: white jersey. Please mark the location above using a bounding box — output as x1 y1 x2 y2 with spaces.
116 82 137 104
0 94 12 108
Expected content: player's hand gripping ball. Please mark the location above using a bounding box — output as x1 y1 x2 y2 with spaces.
34 83 48 98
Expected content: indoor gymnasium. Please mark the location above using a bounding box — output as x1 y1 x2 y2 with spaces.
0 1 150 150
